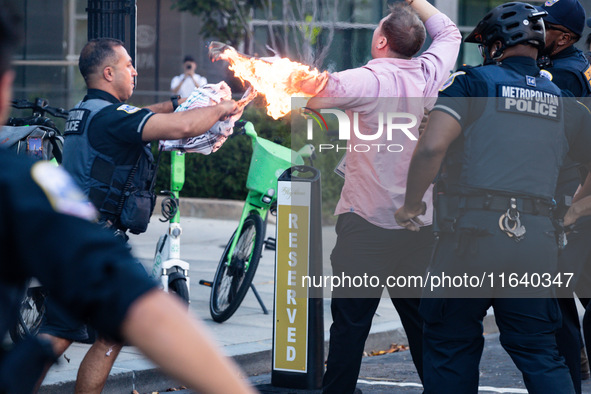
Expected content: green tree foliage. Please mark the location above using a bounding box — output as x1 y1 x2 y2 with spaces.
171 0 263 46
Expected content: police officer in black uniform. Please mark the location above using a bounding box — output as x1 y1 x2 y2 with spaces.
395 3 591 393
537 0 591 98
0 3 255 393
536 1 591 390
36 38 241 392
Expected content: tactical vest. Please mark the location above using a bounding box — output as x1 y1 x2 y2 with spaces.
62 99 156 232
443 64 568 201
551 48 591 97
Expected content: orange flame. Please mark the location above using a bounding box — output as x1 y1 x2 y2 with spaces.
216 47 327 120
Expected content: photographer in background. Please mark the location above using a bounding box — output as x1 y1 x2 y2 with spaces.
171 55 208 98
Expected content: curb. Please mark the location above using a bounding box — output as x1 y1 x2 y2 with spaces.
39 315 499 393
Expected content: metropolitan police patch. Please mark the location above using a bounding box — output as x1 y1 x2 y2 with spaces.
540 70 553 81
545 0 559 6
117 104 141 114
31 162 97 221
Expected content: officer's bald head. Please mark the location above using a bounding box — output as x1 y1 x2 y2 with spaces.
79 38 125 86
0 0 21 125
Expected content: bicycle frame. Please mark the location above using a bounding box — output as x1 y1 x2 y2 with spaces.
207 120 315 322
152 151 191 294
223 122 305 270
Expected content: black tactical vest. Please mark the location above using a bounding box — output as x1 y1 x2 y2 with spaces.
443 65 568 201
63 99 156 232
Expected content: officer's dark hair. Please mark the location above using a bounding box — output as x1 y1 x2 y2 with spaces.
586 33 591 50
79 38 125 83
465 2 546 58
381 2 426 58
0 0 22 76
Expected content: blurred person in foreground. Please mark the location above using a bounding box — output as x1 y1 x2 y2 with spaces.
294 0 461 392
0 2 255 393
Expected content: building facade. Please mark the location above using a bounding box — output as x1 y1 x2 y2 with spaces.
10 0 589 112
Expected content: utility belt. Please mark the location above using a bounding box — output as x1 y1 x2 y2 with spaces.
434 192 555 243
462 195 554 217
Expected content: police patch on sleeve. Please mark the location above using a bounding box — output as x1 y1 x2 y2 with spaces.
584 66 591 90
540 70 553 81
117 104 141 114
31 162 98 221
440 71 466 91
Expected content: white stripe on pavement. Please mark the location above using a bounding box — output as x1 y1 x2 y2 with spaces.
356 379 528 393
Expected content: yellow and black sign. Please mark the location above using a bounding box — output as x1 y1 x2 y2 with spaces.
272 166 324 390
273 181 311 372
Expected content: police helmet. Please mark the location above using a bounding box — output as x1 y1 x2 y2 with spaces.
465 2 547 51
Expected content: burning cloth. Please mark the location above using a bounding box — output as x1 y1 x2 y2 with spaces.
159 81 254 154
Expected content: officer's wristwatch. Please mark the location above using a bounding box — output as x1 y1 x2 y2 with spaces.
170 95 181 111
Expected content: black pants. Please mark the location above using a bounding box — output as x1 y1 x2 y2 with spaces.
421 210 573 394
322 213 434 394
556 297 583 394
556 220 591 393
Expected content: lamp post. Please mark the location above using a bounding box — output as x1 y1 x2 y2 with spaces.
86 0 137 66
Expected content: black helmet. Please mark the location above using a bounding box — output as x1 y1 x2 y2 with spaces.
465 2 547 50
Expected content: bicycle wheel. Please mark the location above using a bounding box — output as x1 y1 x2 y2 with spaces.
210 213 264 323
168 267 190 305
9 286 46 342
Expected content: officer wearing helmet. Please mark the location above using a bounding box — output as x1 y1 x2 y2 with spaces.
395 2 591 392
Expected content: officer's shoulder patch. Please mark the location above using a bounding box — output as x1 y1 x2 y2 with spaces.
540 69 553 81
31 162 97 221
117 104 141 114
440 71 466 92
583 66 591 89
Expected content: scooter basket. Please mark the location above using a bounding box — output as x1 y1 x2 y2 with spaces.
246 137 303 195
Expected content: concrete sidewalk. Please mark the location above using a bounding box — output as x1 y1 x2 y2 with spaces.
38 199 499 393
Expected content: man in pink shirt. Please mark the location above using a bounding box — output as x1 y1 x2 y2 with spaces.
303 0 461 392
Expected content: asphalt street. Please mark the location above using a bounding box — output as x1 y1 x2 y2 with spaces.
155 333 591 393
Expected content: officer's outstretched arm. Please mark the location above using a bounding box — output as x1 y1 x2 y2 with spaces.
121 289 257 394
144 98 187 114
395 110 461 230
141 100 239 141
